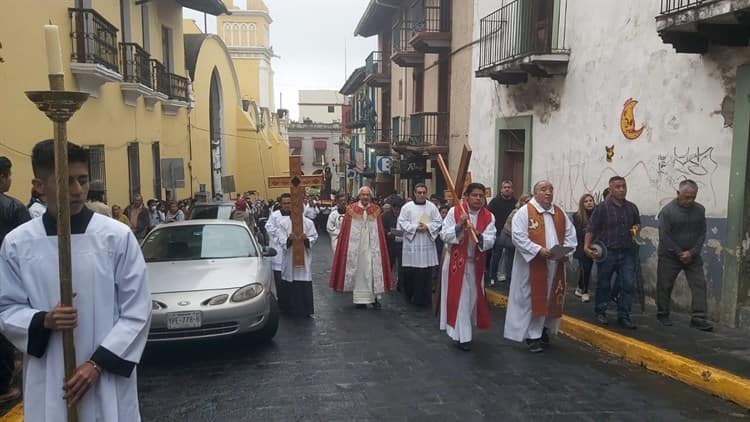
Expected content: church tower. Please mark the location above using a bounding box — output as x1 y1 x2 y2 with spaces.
217 0 275 110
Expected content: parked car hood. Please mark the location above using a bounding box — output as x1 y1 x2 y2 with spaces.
146 258 262 293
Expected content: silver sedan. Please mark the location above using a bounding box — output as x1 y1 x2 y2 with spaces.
141 220 279 343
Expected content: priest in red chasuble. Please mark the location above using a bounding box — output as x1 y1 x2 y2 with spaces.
329 186 393 309
439 183 496 351
504 180 577 353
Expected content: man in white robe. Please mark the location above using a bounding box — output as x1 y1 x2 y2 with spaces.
0 140 151 421
326 193 347 253
265 198 289 313
398 183 442 306
329 186 392 309
439 183 496 351
278 204 318 317
504 180 577 353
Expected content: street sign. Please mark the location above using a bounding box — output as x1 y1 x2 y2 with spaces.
376 156 392 174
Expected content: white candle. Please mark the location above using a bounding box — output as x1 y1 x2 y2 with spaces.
44 24 64 75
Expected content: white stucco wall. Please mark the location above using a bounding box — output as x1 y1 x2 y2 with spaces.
287 126 341 192
469 0 750 218
298 90 346 124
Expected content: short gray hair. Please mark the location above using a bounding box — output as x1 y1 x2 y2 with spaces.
532 180 553 194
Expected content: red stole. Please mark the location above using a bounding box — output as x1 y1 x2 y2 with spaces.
328 203 393 292
527 203 566 318
446 204 493 330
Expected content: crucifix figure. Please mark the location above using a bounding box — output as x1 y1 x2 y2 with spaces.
437 144 478 243
268 156 323 267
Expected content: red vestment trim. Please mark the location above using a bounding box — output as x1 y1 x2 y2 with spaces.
527 204 566 318
446 204 493 330
328 203 392 292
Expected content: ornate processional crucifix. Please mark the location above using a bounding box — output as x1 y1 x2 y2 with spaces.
267 156 323 268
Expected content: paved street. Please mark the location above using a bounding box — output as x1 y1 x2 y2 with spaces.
138 236 748 421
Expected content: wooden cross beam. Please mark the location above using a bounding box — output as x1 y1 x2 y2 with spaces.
268 156 322 268
437 144 479 243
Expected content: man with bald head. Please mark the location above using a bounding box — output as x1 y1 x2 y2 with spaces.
329 186 393 309
504 180 577 353
656 180 712 331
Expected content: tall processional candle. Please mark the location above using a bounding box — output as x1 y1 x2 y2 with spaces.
44 23 64 75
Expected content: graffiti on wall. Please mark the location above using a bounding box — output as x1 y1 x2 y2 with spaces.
620 98 645 140
545 145 719 211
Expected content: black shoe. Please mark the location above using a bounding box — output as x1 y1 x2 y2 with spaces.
457 341 472 351
371 300 382 310
595 314 608 326
355 304 367 309
527 339 543 353
657 315 673 326
541 328 550 346
690 318 714 332
618 318 637 329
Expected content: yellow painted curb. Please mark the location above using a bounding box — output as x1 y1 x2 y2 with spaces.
485 289 750 409
0 403 23 422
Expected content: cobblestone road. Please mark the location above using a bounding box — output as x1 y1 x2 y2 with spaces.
138 236 748 421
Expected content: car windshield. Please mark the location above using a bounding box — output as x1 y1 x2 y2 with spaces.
142 224 257 262
190 204 233 220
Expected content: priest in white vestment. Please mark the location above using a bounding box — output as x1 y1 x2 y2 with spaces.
504 180 577 353
398 184 442 306
265 205 288 312
439 183 496 351
329 186 392 309
278 204 318 317
0 140 151 421
326 193 348 254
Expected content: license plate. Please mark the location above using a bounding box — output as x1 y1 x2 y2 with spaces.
167 311 202 330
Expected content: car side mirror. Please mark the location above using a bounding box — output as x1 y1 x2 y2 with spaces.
262 247 277 257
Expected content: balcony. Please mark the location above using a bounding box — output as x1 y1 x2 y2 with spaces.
364 51 390 88
151 60 189 115
409 0 452 53
120 42 156 107
657 0 750 54
391 20 424 68
475 0 570 85
365 127 393 152
391 112 448 155
346 91 375 129
69 8 122 96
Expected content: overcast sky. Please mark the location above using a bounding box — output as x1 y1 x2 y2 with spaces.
183 0 376 120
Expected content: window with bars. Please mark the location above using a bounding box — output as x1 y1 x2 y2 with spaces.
127 142 141 201
87 145 106 192
152 142 161 200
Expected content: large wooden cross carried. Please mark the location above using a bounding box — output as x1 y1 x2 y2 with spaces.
267 156 323 268
437 144 479 244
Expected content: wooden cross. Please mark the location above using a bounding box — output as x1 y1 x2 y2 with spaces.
437 144 479 243
267 156 323 268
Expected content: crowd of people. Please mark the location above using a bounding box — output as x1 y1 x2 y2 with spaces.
0 142 716 418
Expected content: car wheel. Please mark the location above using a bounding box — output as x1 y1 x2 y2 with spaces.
251 295 279 343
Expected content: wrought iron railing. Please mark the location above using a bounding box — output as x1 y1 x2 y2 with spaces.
120 43 152 87
478 0 568 71
365 51 389 78
392 116 411 145
660 0 712 14
365 127 392 145
151 60 170 97
410 0 451 33
168 73 189 102
410 112 448 146
69 8 119 73
393 20 418 53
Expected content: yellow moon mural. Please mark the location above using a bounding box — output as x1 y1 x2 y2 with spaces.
620 98 644 140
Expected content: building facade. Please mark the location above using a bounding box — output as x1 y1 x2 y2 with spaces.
469 0 750 327
287 118 342 196
352 0 474 199
0 0 228 206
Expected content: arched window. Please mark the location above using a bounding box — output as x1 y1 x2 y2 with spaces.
240 23 248 46
232 23 240 47
223 23 232 46
248 23 257 46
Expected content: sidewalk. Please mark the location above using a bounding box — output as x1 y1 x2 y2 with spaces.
486 280 750 408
